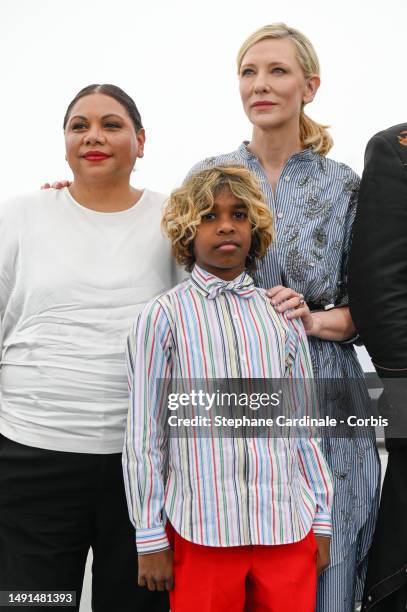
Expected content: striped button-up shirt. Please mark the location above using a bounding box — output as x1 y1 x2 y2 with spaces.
123 265 333 554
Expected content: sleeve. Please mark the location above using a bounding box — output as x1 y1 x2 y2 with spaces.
122 299 173 555
285 317 334 537
0 206 18 367
184 159 212 181
296 437 333 536
336 171 360 309
348 129 407 369
183 156 224 182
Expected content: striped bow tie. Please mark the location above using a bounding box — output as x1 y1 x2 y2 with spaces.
206 278 256 300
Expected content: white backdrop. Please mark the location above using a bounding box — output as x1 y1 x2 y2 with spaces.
1 0 406 370
1 0 406 196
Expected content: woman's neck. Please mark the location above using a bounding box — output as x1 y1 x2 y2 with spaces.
68 178 143 213
247 124 304 192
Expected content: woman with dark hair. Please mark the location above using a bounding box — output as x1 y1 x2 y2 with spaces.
189 23 380 612
0 84 173 611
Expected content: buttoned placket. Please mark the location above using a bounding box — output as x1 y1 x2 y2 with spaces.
245 149 308 228
224 292 250 376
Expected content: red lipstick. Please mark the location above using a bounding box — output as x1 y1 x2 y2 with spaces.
83 151 112 161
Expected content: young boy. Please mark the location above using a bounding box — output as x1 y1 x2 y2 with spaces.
123 165 333 611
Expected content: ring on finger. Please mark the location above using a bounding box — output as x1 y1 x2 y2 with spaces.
295 295 306 309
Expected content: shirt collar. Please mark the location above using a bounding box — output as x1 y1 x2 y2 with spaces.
191 264 256 300
238 141 317 163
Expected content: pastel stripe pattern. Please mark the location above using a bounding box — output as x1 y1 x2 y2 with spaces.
123 265 333 554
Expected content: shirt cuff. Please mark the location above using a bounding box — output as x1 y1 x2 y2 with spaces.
136 525 170 555
312 511 332 537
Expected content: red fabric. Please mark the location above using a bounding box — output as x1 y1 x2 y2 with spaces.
166 523 317 611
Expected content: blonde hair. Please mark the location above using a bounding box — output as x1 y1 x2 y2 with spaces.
162 165 274 272
237 23 333 155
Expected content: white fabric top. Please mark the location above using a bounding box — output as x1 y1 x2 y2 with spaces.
0 187 178 453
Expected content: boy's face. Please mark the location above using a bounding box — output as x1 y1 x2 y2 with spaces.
193 188 252 280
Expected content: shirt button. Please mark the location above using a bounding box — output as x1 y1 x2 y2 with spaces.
277 212 283 219
284 176 291 182
240 355 247 362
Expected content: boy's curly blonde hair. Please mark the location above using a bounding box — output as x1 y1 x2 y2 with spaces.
162 165 274 272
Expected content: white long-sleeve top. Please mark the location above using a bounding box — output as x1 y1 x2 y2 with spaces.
0 187 177 453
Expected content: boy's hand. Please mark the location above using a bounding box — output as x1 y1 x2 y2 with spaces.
138 549 174 591
315 535 331 576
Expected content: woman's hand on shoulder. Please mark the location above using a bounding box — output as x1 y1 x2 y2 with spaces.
41 180 71 190
266 285 319 336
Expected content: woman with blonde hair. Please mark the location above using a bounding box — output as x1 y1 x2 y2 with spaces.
189 23 380 612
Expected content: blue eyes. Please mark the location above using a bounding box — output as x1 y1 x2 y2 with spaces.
241 67 286 76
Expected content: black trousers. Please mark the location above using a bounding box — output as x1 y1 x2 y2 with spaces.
0 434 169 612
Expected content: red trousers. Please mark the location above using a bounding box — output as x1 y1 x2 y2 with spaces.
166 523 317 612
